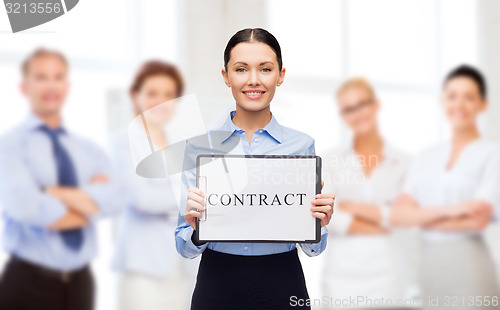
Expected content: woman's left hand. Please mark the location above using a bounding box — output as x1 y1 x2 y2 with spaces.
310 181 335 227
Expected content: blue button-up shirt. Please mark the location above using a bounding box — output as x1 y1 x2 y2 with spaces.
175 110 328 258
0 113 123 271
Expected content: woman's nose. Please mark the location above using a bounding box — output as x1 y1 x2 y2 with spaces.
247 70 260 86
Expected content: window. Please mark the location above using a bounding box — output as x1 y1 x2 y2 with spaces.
267 0 478 301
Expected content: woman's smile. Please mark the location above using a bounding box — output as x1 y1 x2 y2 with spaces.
242 89 266 100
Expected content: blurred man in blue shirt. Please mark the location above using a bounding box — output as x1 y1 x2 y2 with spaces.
0 48 123 310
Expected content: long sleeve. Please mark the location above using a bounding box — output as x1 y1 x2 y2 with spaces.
175 218 209 259
175 139 208 258
298 226 328 256
81 141 125 219
474 145 500 221
109 132 179 215
0 135 67 227
304 140 315 156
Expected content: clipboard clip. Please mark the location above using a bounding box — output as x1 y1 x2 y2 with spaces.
197 176 207 221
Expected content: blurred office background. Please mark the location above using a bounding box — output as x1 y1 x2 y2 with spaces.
0 0 499 309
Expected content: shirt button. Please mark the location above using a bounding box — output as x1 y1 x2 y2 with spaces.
244 246 249 250
254 138 259 142
259 130 263 133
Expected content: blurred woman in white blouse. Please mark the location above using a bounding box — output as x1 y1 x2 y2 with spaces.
321 78 414 308
391 65 500 309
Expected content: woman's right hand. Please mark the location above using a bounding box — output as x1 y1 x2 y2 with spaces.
184 187 205 229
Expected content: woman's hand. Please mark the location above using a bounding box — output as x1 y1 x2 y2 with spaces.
311 183 335 227
184 187 205 230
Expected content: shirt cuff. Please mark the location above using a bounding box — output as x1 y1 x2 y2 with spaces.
328 210 353 236
474 192 498 222
81 183 120 220
180 225 208 254
379 204 392 229
321 226 328 235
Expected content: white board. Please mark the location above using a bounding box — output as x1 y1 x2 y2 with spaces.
195 155 321 243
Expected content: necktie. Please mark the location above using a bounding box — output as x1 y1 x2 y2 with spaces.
39 125 84 251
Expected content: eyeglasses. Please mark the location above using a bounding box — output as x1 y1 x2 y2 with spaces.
339 98 375 116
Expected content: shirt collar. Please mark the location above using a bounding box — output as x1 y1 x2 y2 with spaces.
219 110 283 144
23 112 68 134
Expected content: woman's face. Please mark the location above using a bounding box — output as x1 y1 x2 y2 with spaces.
222 42 285 112
133 74 178 125
441 76 486 130
338 86 379 135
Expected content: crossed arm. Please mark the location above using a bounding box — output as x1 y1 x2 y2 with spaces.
389 193 493 232
338 193 493 234
337 203 389 235
46 174 108 231
0 137 124 231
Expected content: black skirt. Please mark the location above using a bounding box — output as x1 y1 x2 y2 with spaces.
191 248 311 310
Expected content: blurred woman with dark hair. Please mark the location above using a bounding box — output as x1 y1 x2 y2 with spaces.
175 28 334 310
110 60 196 310
391 65 500 309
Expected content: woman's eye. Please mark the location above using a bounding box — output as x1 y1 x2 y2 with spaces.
236 68 245 73
262 68 271 72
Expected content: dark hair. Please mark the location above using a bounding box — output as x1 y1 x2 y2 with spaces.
22 47 68 76
443 65 487 99
223 28 283 71
129 60 184 115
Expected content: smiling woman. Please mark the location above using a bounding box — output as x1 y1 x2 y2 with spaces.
175 28 335 310
221 28 285 123
390 65 500 310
